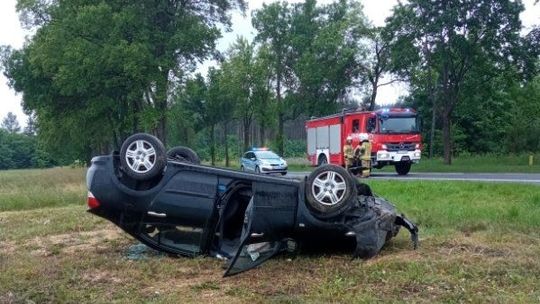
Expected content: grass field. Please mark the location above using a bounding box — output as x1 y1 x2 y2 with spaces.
209 153 540 173
385 153 540 173
1 168 540 303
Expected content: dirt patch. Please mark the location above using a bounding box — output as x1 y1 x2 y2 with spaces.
437 239 509 258
0 240 17 254
81 270 124 284
22 228 125 256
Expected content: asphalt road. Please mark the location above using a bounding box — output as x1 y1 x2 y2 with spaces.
286 171 540 184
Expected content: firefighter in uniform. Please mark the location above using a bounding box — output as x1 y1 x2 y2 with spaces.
343 136 354 169
359 134 372 178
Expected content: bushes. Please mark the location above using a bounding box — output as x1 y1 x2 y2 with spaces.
0 130 56 170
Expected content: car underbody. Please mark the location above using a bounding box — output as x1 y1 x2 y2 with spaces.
87 133 418 276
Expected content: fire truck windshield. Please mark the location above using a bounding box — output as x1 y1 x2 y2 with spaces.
378 116 419 134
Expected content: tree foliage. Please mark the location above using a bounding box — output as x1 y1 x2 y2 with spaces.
387 0 526 164
2 0 540 168
3 0 245 162
1 112 21 133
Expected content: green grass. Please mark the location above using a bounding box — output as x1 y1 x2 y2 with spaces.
208 153 540 173
1 168 540 303
0 167 86 212
385 153 540 173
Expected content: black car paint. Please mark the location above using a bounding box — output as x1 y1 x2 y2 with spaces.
87 154 355 275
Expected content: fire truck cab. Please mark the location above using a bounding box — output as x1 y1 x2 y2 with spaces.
306 108 422 175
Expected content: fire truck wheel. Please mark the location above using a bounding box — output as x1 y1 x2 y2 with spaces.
395 162 411 175
120 133 166 181
167 146 201 164
317 154 328 166
306 165 357 218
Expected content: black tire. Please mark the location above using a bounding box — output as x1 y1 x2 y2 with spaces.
120 133 166 181
318 154 328 166
280 172 287 176
167 146 200 164
305 165 357 219
395 162 411 175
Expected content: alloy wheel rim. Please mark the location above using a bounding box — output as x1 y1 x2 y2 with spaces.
311 171 347 206
125 140 156 173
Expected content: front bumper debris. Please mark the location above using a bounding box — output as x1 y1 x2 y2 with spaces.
344 195 418 259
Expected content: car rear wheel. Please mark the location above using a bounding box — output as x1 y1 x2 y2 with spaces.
120 133 166 181
167 146 200 164
395 162 411 175
305 165 356 219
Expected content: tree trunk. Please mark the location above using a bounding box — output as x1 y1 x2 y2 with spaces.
429 103 436 159
224 122 229 167
243 118 250 152
210 124 215 166
155 71 169 146
259 121 265 147
276 72 284 155
442 111 452 165
369 79 378 111
156 109 167 145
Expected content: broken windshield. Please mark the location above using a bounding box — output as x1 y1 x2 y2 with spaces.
379 116 419 134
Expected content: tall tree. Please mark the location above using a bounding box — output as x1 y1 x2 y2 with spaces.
357 26 396 111
23 113 37 136
220 37 257 152
1 112 21 133
3 0 245 161
290 0 364 116
252 1 292 155
251 45 275 146
387 0 524 164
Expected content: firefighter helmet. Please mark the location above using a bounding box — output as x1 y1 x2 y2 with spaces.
346 136 352 143
359 134 369 142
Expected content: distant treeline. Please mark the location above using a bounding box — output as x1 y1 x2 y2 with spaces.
0 0 538 168
0 113 56 169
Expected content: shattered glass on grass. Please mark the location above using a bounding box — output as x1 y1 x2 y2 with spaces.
125 243 164 260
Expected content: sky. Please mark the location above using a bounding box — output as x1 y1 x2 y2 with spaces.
0 0 538 126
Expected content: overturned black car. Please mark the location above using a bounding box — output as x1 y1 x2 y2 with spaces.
86 133 418 276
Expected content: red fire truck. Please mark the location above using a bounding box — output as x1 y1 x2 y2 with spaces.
305 108 422 175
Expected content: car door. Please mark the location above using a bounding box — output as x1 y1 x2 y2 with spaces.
138 170 218 256
224 180 298 276
240 152 249 171
244 152 254 172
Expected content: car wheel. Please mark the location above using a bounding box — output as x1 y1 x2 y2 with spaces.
395 162 411 175
255 166 261 174
305 165 357 218
318 154 328 166
281 172 287 176
120 133 166 181
167 146 200 164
